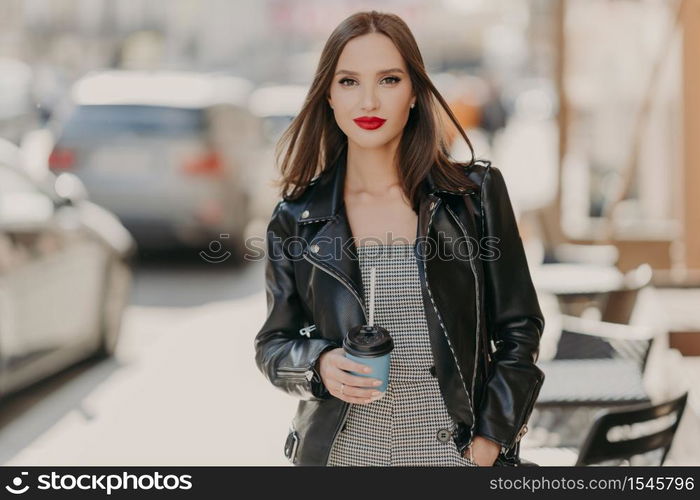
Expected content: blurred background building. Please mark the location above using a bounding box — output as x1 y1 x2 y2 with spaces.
0 0 698 466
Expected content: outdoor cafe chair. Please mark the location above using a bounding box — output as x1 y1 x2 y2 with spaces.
522 392 688 466
536 317 657 408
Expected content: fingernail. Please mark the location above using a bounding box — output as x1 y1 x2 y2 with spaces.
364 399 371 403
372 391 381 397
373 380 381 386
364 367 371 373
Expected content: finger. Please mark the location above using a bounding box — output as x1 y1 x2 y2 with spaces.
328 380 383 403
339 383 382 399
335 358 373 376
339 394 377 404
334 369 382 388
328 378 380 398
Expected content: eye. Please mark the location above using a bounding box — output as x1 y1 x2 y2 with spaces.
381 76 401 85
338 78 357 87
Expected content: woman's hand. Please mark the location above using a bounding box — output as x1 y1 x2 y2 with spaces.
317 348 384 404
464 435 501 466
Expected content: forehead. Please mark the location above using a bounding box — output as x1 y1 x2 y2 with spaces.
336 33 407 73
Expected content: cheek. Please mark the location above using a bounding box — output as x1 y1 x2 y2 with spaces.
331 92 355 114
386 95 413 124
394 90 414 110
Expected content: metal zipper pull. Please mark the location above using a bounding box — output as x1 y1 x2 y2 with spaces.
299 324 316 338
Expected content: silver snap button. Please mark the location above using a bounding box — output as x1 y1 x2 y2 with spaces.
437 429 451 443
310 244 320 253
301 210 310 218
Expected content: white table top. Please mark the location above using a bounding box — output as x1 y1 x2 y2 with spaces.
531 263 624 296
536 359 649 406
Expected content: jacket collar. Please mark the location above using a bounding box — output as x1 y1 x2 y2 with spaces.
296 152 467 225
296 153 469 319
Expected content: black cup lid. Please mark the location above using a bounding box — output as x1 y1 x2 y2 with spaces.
343 325 394 357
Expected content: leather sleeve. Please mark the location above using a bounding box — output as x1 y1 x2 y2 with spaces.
473 165 545 451
254 201 337 401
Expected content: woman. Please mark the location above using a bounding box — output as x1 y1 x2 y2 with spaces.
254 11 545 467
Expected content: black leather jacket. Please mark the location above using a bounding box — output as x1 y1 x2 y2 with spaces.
254 155 545 466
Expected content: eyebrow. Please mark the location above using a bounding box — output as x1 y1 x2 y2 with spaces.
334 68 406 76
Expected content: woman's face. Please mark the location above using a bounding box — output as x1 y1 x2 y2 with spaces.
327 33 415 150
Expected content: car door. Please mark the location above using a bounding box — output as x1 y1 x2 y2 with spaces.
0 164 107 395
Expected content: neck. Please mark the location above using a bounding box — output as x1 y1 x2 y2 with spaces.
344 138 401 196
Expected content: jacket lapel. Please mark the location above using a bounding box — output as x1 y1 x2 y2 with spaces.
297 155 365 317
296 154 467 319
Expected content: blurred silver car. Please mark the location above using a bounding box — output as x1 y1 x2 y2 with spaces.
0 138 135 400
247 84 307 225
48 71 262 257
0 58 42 144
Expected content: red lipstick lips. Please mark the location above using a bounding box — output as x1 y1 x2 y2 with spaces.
353 116 387 130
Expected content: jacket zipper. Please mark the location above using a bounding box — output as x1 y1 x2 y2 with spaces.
301 250 367 465
302 252 368 321
448 200 539 455
444 203 482 450
325 402 352 465
277 366 315 381
421 198 477 454
504 371 542 450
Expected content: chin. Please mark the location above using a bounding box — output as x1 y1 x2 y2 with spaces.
346 132 399 150
351 140 391 151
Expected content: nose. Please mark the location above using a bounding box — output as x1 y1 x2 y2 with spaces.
360 86 379 111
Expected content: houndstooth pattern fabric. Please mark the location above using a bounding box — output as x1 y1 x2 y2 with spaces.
327 243 477 467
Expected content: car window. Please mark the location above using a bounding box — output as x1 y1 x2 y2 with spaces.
59 105 205 138
261 115 294 144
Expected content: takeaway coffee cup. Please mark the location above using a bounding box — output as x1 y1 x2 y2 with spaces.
342 265 393 394
343 324 394 393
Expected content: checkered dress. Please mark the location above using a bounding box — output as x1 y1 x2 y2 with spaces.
327 244 477 467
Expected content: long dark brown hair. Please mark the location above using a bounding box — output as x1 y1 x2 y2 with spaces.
275 10 479 210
